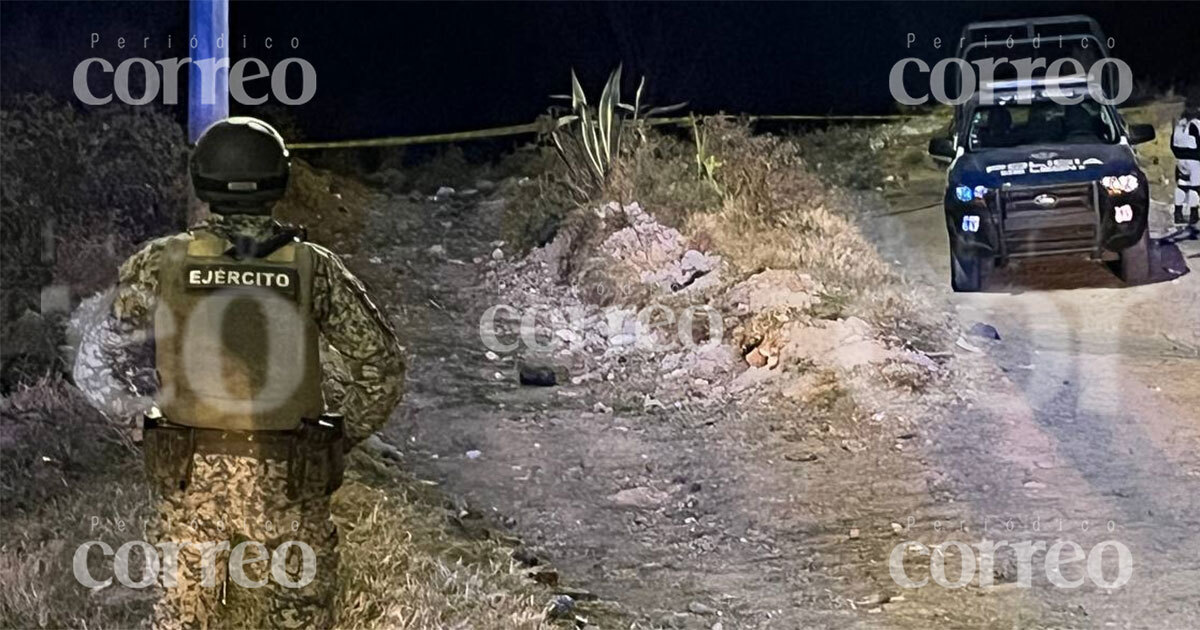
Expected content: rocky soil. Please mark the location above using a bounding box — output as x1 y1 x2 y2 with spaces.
304 168 1045 627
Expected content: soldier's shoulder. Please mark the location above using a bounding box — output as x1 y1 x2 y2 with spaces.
302 242 356 275
119 232 192 274
302 241 343 261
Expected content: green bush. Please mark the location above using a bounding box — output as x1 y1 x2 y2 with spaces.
1 95 190 321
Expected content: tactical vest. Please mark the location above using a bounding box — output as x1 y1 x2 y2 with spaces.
155 230 324 431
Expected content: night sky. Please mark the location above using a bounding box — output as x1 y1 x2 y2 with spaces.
2 1 1196 141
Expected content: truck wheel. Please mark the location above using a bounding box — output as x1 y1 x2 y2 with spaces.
1119 228 1151 285
951 252 990 292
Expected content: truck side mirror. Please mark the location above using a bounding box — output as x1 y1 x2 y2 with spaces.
928 137 956 159
1127 124 1155 145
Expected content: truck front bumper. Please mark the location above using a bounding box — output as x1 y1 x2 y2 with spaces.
945 180 1148 263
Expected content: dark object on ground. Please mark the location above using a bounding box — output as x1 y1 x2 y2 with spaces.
1151 239 1193 279
968 322 1001 340
518 363 557 386
528 567 559 586
544 595 575 620
512 546 540 566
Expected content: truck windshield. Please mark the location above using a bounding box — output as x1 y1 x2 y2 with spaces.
967 99 1119 150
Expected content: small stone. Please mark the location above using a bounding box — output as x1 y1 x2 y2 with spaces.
485 351 500 361
610 486 667 509
519 363 557 386
435 186 455 198
609 333 636 346
849 528 860 539
687 601 714 615
593 402 613 414
428 244 445 255
891 522 904 535
680 249 710 271
492 248 505 260
465 450 482 460
544 595 575 620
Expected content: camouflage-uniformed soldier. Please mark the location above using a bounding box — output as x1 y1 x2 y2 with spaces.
75 117 405 629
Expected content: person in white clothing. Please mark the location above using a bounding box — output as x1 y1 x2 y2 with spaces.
1171 89 1200 226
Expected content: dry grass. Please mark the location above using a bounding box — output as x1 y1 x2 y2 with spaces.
273 159 371 246
0 378 156 629
333 454 551 629
625 119 946 351
0 379 559 629
1 155 567 629
1122 100 1186 194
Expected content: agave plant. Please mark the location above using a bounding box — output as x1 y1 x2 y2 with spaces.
547 67 685 197
690 113 724 196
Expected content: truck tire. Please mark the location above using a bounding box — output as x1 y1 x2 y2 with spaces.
1119 228 1151 285
951 252 990 292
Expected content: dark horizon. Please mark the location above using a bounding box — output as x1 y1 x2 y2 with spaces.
3 1 1197 141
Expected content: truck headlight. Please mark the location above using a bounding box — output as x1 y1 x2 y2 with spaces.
1101 174 1139 195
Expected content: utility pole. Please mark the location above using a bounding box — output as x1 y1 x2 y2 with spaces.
188 0 229 144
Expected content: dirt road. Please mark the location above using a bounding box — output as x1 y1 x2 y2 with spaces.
350 171 1199 627
865 170 1200 627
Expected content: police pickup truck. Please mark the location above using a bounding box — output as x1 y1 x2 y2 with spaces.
927 16 1157 291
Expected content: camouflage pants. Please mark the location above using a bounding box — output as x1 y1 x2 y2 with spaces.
148 454 338 630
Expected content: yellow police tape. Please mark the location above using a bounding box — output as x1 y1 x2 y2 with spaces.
287 113 919 150
287 101 1179 151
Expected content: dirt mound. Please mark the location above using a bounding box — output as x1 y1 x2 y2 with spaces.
487 200 936 409
596 202 722 293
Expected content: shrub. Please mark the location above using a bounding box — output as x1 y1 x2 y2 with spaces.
1 95 189 321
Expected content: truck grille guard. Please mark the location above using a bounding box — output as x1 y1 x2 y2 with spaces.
993 180 1102 262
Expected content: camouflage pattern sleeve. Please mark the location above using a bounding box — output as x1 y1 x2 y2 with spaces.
309 244 406 446
73 236 174 429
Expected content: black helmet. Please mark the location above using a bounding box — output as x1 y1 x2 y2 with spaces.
190 117 290 210
1186 87 1200 117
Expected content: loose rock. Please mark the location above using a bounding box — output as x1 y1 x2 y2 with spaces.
544 595 575 620
518 363 557 386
